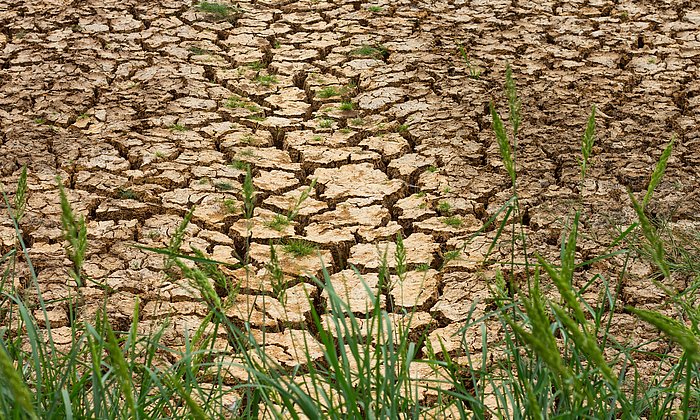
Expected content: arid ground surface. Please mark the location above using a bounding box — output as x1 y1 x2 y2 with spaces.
1 0 699 404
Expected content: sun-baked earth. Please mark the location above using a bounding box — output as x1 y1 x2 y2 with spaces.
1 0 699 405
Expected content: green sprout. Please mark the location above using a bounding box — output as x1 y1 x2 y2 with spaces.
317 86 340 98
214 182 234 191
223 198 237 213
196 2 238 18
339 101 354 111
255 74 278 86
458 44 482 79
248 61 266 70
442 216 463 228
437 201 451 214
264 214 291 232
282 239 317 257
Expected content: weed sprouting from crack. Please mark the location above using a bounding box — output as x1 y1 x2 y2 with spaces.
317 86 340 98
196 2 240 19
264 214 290 232
442 216 463 228
282 239 317 258
255 74 278 87
458 43 482 79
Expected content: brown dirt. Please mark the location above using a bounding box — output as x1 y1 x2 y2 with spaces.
1 0 699 394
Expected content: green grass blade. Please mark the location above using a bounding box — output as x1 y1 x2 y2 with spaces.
628 191 670 279
103 317 138 419
490 102 516 187
13 164 27 223
643 137 674 208
505 64 521 139
627 307 700 364
580 105 596 181
61 388 73 420
0 340 37 419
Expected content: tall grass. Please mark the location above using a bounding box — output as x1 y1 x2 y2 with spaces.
0 67 697 419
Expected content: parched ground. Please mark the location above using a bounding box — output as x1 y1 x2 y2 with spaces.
1 0 699 397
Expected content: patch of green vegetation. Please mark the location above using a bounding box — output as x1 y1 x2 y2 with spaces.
229 160 248 170
240 148 255 157
458 43 482 79
339 101 354 111
416 263 431 272
248 61 266 70
34 118 46 125
442 216 462 228
196 2 238 18
248 115 266 122
239 134 255 145
282 239 317 257
397 124 409 133
76 113 89 120
264 214 291 232
351 44 388 59
116 187 139 200
214 182 234 191
188 46 207 55
146 230 161 240
223 198 237 213
169 124 187 132
198 177 209 185
245 103 261 113
319 118 333 128
310 135 323 142
368 5 383 12
414 191 426 198
226 96 246 108
339 128 352 134
437 201 451 214
255 74 278 86
350 118 364 126
426 165 438 173
442 250 461 263
317 86 340 99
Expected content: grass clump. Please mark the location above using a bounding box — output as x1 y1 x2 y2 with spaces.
442 216 462 228
214 181 234 191
458 43 482 79
282 239 317 257
437 201 451 214
116 187 139 200
339 101 354 111
196 1 239 18
351 44 388 60
317 86 341 98
264 214 291 232
255 74 278 86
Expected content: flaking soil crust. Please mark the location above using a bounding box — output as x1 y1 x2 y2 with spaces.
1 0 698 403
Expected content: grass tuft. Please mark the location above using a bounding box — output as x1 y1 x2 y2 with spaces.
282 239 317 257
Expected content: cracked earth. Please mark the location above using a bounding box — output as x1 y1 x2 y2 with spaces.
1 0 699 407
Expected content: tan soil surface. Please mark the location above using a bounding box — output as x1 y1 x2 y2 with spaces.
1 0 699 402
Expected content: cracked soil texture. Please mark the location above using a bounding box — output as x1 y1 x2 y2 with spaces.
1 0 699 403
